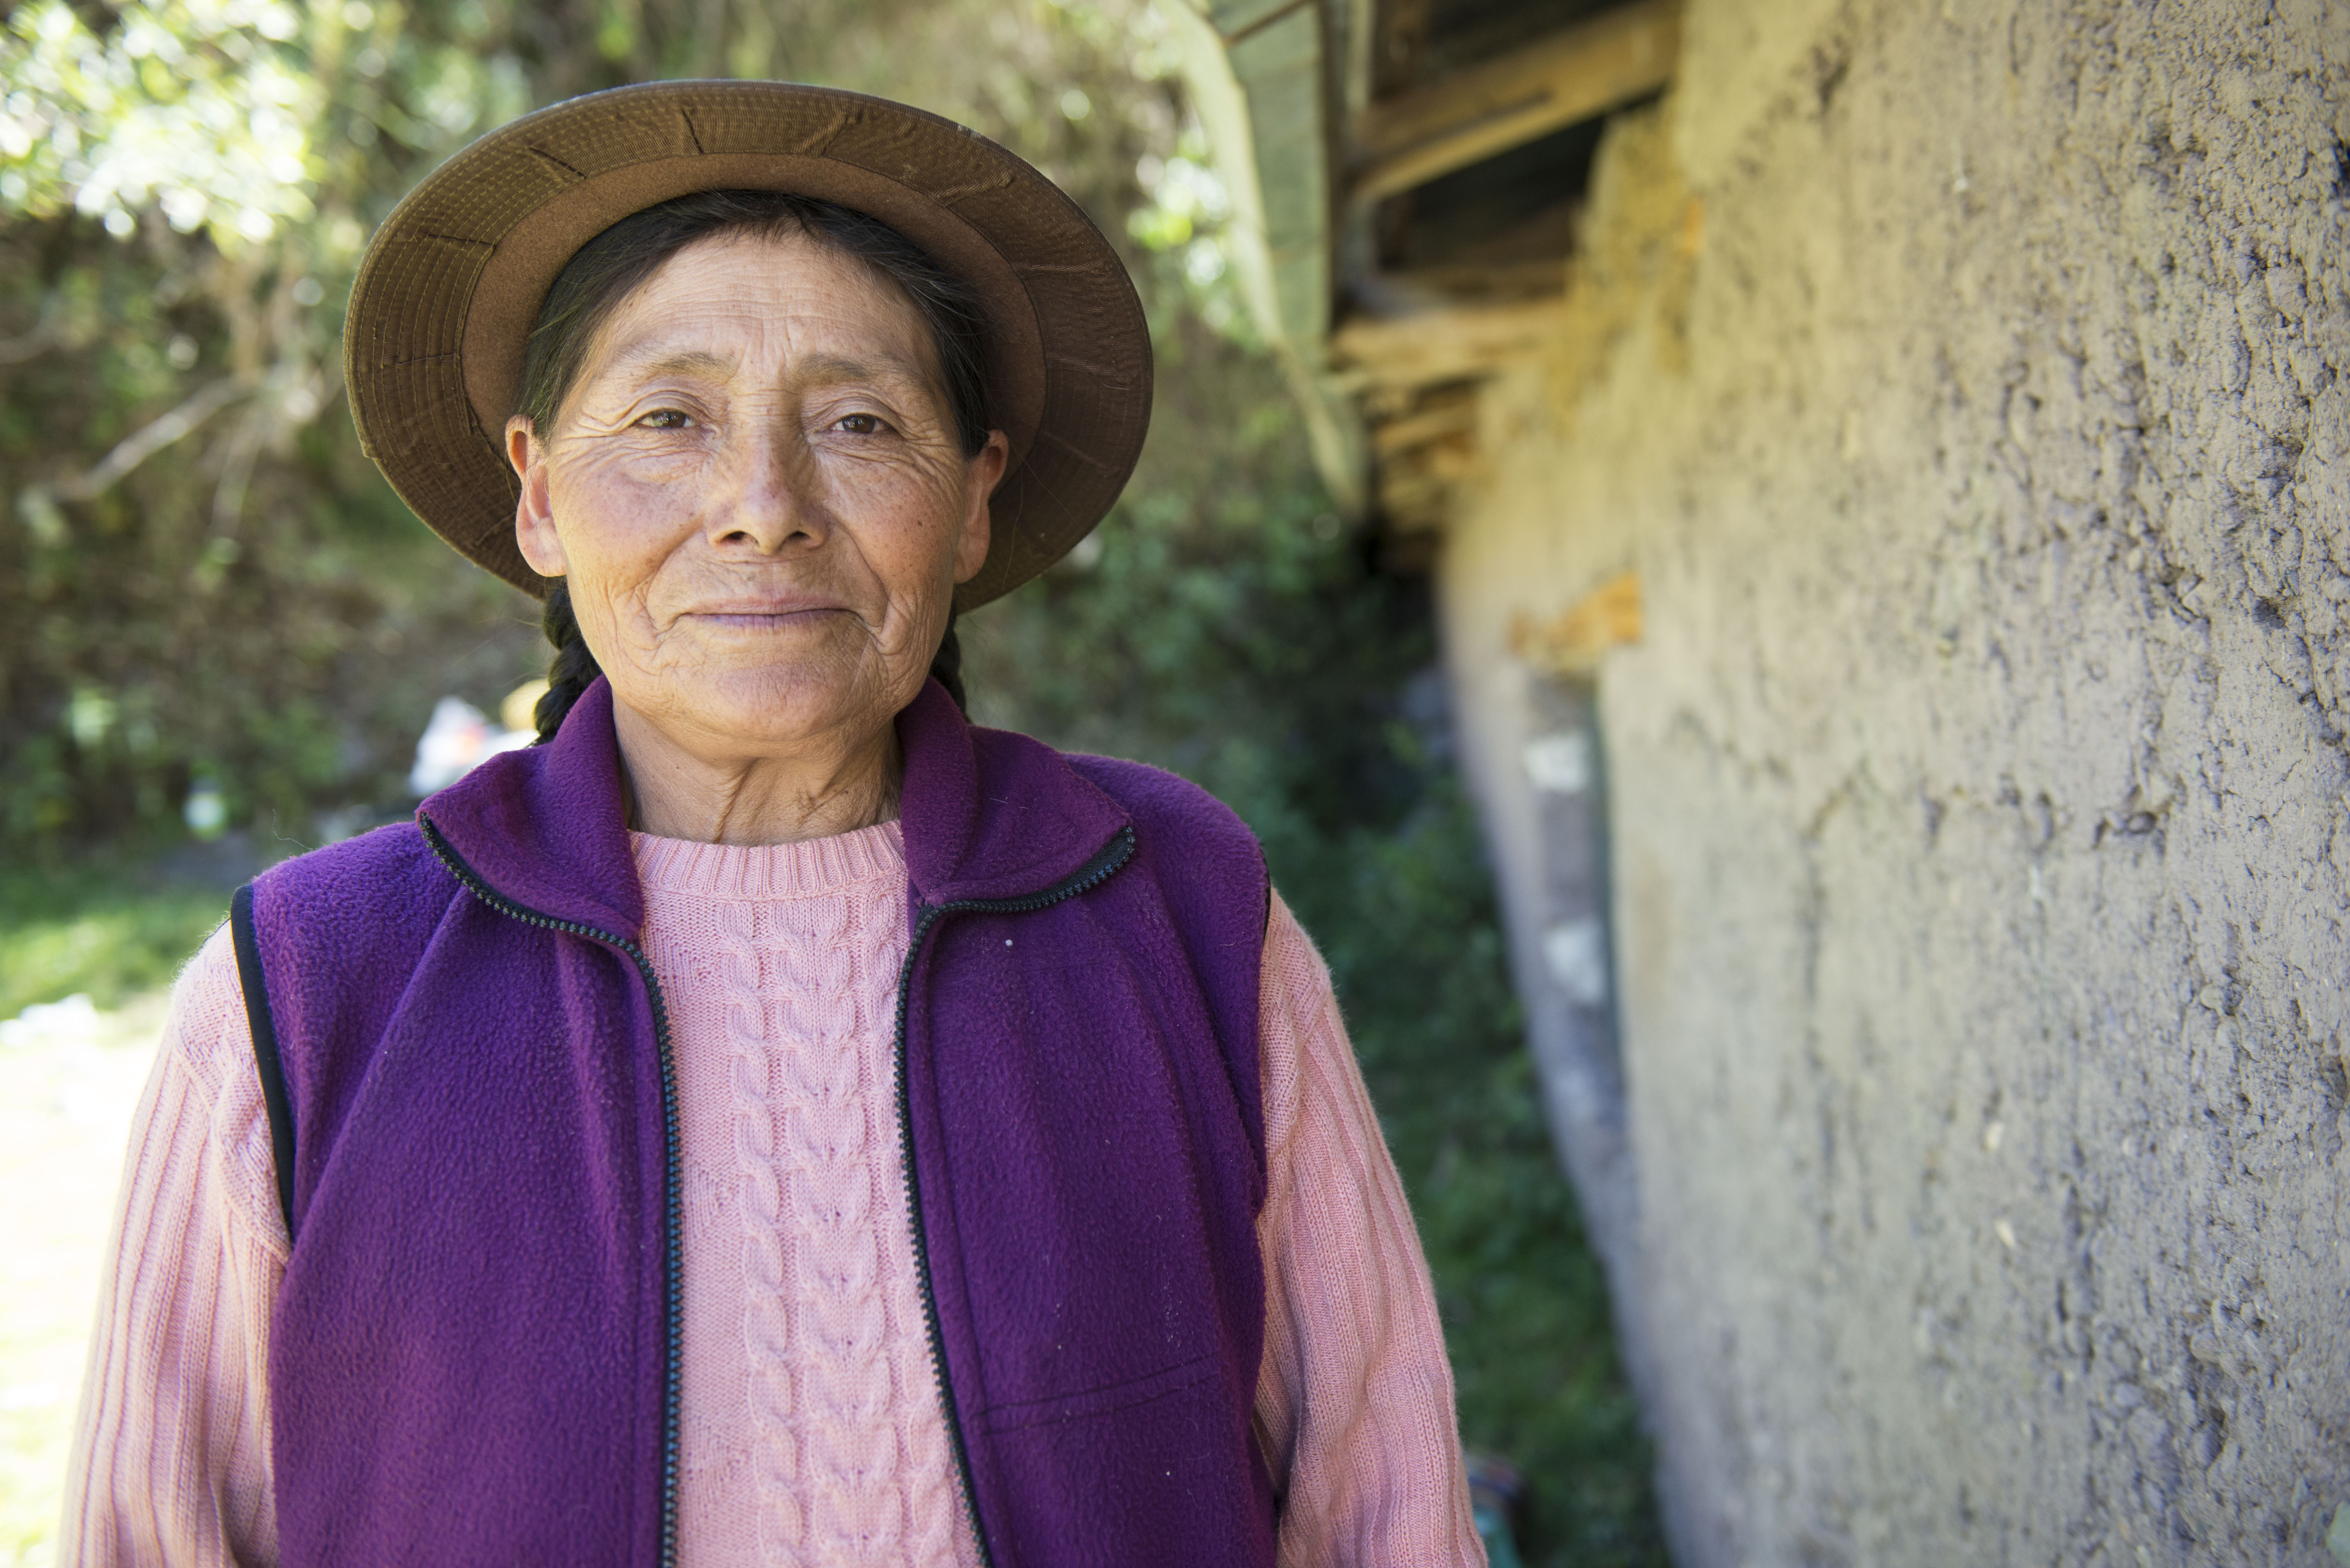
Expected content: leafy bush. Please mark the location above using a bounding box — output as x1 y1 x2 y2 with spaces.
0 852 227 1017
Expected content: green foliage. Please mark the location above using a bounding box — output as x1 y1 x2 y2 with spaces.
2 0 552 844
1325 793 1662 1563
1 0 514 249
0 850 226 1017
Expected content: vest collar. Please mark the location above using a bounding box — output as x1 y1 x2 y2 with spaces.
415 675 1131 935
892 674 1130 908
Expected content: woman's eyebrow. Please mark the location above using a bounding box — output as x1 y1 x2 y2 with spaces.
602 345 736 382
795 351 929 388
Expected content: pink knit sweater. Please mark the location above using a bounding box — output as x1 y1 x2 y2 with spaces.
63 822 1482 1566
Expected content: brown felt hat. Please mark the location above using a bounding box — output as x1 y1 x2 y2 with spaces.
344 79 1151 610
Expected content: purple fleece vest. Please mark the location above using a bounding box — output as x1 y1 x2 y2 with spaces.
240 677 1276 1567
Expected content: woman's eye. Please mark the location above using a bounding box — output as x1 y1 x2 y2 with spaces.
637 409 693 429
835 413 888 436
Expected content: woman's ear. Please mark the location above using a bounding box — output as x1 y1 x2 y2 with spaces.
951 430 1009 585
508 415 567 579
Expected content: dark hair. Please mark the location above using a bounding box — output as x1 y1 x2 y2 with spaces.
522 190 990 744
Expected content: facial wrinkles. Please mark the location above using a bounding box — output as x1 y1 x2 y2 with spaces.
570 314 959 513
538 237 975 743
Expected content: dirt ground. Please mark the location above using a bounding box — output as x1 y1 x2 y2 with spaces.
0 991 167 1567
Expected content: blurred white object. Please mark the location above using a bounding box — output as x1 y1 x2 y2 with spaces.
182 779 228 839
408 696 533 796
1521 732 1591 795
1542 918 1610 1007
1 993 100 1050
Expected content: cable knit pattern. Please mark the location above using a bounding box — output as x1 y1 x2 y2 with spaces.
637 824 978 1568
718 893 803 1560
65 821 1483 1567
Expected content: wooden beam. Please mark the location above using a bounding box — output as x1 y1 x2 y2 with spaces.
1352 0 1679 201
1330 297 1564 391
1389 430 1480 481
1371 398 1477 458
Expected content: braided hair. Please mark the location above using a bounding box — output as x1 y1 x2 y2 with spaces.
521 191 990 745
530 580 606 742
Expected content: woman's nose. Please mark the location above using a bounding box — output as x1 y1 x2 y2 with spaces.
708 426 827 554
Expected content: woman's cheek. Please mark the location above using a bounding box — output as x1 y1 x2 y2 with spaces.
567 425 709 482
822 457 965 554
557 455 700 551
609 444 716 494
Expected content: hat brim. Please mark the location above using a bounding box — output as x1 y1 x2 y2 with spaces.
344 80 1151 611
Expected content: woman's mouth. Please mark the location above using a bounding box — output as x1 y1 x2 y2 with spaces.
685 603 852 631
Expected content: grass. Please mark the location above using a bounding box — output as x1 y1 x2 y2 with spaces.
0 846 237 1020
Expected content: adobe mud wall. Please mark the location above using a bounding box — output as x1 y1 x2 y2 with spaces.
1436 2 2350 1564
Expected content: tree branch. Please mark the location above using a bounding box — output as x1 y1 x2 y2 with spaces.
55 377 251 501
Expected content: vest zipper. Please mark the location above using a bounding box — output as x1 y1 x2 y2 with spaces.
421 811 1135 1568
891 823 1139 1568
418 816 686 1568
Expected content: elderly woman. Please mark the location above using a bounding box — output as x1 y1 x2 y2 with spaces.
64 82 1482 1567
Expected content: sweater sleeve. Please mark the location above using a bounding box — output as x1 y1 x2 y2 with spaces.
60 924 286 1568
1252 892 1485 1568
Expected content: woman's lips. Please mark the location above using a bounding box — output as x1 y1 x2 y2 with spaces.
684 603 852 630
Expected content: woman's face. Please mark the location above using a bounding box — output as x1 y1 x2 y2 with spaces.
507 231 1007 762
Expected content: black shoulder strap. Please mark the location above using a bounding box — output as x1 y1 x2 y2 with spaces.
229 883 298 1241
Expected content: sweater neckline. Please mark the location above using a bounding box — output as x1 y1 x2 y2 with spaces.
628 819 906 900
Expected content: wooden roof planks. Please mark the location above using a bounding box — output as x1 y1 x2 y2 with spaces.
1352 0 1679 201
1329 295 1566 392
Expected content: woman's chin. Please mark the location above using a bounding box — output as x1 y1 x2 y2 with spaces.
631 659 907 748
